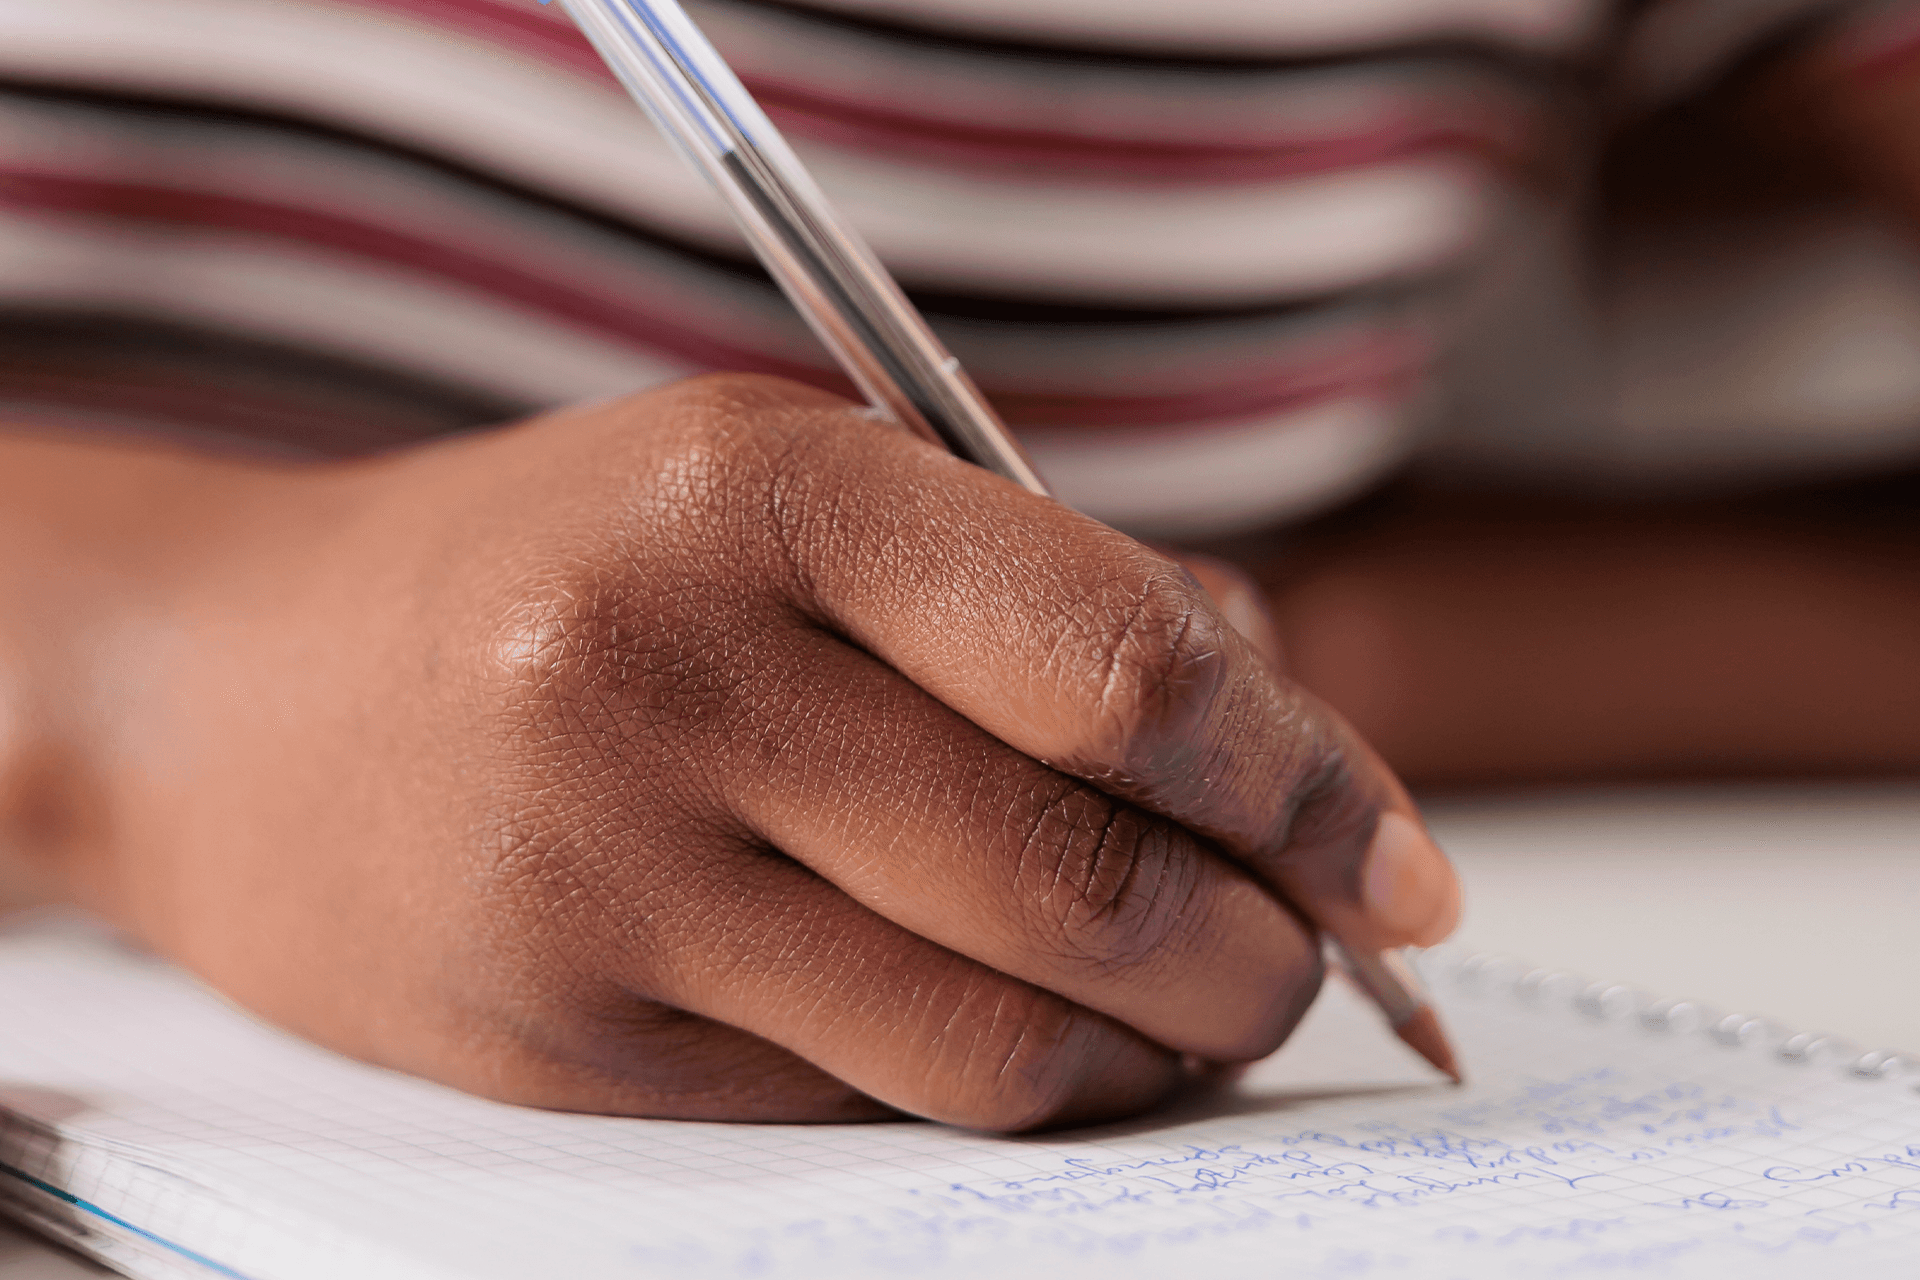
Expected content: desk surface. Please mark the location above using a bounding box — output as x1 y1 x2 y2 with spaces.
5 781 1916 1278
1428 781 1920 1054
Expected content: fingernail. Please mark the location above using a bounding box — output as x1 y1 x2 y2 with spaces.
1362 812 1460 946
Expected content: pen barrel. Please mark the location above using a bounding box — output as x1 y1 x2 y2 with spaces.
711 147 1049 495
1327 940 1430 1028
557 0 1050 498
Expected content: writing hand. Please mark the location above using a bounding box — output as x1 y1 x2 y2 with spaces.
20 375 1457 1130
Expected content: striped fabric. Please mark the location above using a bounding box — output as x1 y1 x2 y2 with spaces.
1 0 1914 535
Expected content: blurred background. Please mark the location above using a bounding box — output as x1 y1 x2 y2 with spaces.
1430 782 1920 1051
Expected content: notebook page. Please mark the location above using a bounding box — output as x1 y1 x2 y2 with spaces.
2 913 1917 1280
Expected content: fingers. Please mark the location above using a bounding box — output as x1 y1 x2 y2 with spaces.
716 624 1323 1063
608 836 1183 1132
465 374 1450 1130
732 385 1459 953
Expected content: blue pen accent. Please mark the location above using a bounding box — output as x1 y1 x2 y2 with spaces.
1 1161 258 1280
554 0 744 154
627 0 756 141
606 2 736 151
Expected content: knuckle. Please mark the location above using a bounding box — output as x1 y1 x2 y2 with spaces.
1013 782 1196 975
1272 731 1378 868
1086 571 1231 771
468 786 638 981
596 374 818 562
924 980 1118 1132
650 376 849 605
487 573 731 751
473 573 741 940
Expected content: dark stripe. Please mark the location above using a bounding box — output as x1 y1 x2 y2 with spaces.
710 0 1588 76
0 310 527 452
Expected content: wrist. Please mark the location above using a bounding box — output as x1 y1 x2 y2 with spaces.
0 430 334 918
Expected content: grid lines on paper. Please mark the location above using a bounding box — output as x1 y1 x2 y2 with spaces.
3 917 1917 1280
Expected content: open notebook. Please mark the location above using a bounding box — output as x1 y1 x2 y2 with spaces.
2 912 1916 1280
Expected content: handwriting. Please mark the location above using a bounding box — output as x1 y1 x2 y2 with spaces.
1669 1191 1767 1211
1762 1162 1872 1184
1866 1189 1920 1212
994 1146 1249 1191
616 1069 1917 1278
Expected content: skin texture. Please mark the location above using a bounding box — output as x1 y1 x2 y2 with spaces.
0 375 1457 1132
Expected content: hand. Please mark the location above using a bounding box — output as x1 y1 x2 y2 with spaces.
17 375 1458 1131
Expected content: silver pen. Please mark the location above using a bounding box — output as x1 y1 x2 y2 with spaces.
553 0 1043 493
555 0 1460 1085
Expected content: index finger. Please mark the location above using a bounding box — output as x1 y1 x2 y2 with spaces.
752 386 1459 954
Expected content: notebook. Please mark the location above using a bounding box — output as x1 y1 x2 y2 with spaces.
2 910 1916 1280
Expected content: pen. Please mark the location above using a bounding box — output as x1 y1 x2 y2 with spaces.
553 0 1461 1086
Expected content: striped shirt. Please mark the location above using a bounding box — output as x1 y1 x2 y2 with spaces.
4 0 1919 536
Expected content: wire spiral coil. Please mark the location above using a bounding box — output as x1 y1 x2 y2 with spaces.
1420 945 1919 1093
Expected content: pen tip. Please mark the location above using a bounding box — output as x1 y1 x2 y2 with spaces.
1396 1006 1464 1085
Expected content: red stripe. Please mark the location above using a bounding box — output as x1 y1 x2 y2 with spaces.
337 0 1528 186
0 170 1428 429
745 78 1521 185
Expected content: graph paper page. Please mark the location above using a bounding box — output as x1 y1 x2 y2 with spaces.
1 913 1917 1280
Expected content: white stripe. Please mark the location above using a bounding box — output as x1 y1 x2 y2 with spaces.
812 152 1490 304
1025 395 1423 537
0 204 1423 405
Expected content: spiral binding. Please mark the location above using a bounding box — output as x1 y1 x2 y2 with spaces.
1417 945 1920 1094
